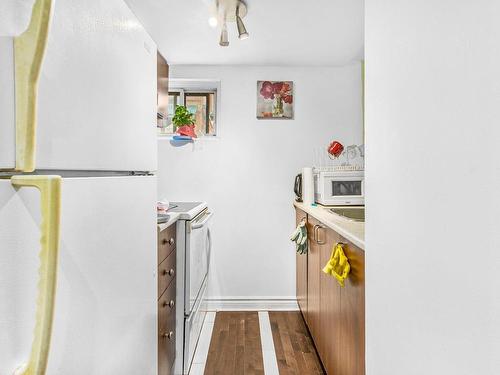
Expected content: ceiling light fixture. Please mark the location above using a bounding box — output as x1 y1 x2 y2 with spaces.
219 19 229 47
210 0 248 46
236 5 249 40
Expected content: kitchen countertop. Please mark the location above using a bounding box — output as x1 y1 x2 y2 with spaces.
157 212 180 232
294 201 365 250
157 201 208 232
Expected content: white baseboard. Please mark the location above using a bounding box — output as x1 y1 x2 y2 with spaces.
205 298 299 311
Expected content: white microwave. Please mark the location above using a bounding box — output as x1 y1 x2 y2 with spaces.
314 169 365 205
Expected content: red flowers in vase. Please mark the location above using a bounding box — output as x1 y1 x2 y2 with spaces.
258 81 293 118
260 81 293 103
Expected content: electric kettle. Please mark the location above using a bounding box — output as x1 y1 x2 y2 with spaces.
294 174 302 202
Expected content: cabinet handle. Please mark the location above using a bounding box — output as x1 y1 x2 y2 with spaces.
163 268 175 277
313 224 320 243
163 331 174 340
163 300 175 309
316 224 326 245
162 237 175 246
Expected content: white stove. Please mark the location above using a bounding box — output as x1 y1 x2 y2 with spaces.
170 202 212 375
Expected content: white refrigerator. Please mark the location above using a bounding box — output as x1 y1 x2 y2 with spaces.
0 0 158 374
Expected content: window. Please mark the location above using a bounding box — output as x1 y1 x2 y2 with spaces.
158 80 219 137
167 92 180 115
185 92 216 136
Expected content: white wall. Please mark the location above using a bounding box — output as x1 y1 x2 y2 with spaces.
366 1 500 374
158 64 363 305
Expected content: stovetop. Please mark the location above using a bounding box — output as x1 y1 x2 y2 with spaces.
167 202 202 213
158 201 207 221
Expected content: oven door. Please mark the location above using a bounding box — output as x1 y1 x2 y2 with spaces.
185 209 213 314
183 278 208 374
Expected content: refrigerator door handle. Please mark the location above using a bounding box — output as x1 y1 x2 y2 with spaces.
14 0 53 172
10 175 61 375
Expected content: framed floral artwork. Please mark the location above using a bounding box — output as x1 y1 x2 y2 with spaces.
256 81 294 119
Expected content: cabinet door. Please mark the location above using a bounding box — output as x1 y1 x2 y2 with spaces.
295 209 308 319
306 216 321 343
339 238 365 375
319 228 342 374
158 281 176 375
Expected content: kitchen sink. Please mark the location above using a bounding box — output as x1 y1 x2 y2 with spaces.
329 207 365 222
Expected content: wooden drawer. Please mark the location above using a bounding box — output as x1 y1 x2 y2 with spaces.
158 224 176 265
158 328 175 375
158 251 176 297
158 281 176 375
158 279 176 332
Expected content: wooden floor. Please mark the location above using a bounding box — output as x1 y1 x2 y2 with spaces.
202 311 323 375
269 312 324 375
204 312 264 375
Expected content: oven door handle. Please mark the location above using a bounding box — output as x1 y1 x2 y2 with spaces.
207 228 212 266
191 211 213 230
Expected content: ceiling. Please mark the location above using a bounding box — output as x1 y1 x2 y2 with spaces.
125 0 364 66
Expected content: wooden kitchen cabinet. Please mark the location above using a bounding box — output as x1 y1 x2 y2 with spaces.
338 237 365 375
306 216 322 344
295 209 308 319
158 280 176 375
158 223 177 375
319 228 342 375
157 51 169 120
294 206 365 375
158 219 176 264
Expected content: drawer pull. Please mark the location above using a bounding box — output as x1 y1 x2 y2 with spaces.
163 331 174 340
162 237 175 246
163 300 175 309
163 268 175 277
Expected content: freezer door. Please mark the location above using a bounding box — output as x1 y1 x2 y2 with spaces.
0 176 157 374
1 0 54 172
0 36 16 169
36 0 157 171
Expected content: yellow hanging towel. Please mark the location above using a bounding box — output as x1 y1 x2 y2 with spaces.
322 243 350 287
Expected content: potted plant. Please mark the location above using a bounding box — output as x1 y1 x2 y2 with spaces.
172 105 197 138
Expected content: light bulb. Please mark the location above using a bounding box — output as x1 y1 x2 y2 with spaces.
208 16 218 28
